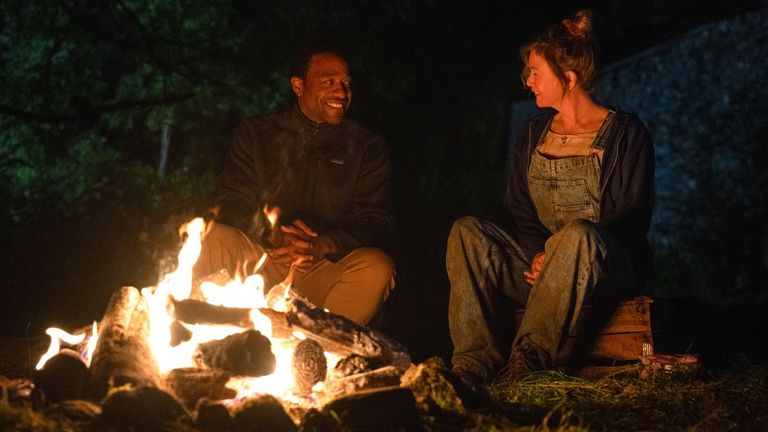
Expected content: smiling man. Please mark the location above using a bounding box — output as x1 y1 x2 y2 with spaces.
292 51 351 124
194 45 395 326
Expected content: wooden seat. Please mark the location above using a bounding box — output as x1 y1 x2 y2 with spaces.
515 296 654 366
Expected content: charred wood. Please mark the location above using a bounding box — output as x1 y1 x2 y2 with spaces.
256 307 292 339
87 286 160 400
165 367 236 407
171 297 252 327
170 320 193 347
286 299 411 371
194 330 276 377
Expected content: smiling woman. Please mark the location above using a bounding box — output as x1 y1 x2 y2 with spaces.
446 9 655 388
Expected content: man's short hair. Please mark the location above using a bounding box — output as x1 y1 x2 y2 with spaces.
289 42 349 80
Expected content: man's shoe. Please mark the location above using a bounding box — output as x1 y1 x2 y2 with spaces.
495 343 550 384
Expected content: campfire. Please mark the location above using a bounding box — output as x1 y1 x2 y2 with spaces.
26 215 457 430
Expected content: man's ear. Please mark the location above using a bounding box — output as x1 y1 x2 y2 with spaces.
290 77 303 97
565 71 577 90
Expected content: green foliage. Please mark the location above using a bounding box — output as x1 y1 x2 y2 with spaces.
0 123 119 224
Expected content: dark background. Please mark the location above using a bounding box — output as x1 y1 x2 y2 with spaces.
1 0 767 365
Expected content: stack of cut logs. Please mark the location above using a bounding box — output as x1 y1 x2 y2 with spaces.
36 280 411 411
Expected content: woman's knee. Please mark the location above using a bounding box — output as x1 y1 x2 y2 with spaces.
447 216 484 255
450 216 482 239
557 219 599 240
546 219 603 254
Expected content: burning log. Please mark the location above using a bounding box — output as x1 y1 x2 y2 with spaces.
285 299 411 371
291 339 326 394
194 330 276 377
165 367 236 406
190 268 233 301
171 297 252 327
170 320 193 346
257 307 292 339
87 286 160 400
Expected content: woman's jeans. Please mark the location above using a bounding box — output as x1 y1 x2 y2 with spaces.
446 216 633 381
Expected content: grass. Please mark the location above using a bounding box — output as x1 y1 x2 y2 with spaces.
460 365 768 431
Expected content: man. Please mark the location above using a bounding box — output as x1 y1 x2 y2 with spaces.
194 46 395 326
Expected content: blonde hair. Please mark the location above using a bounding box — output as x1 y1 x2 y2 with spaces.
520 10 598 93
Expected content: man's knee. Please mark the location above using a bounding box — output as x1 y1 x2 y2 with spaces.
349 247 396 297
194 221 258 279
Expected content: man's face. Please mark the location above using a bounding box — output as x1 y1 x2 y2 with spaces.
292 52 351 124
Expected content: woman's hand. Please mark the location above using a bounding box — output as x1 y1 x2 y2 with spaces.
524 252 545 285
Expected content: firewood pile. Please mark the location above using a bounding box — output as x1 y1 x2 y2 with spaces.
0 283 477 431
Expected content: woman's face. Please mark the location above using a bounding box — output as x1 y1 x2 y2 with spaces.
525 51 565 108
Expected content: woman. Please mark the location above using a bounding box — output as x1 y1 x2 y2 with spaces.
447 9 654 387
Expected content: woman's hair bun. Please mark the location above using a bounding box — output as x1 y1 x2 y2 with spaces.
561 9 592 38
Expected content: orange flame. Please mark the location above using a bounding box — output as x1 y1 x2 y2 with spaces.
36 322 97 370
38 212 340 408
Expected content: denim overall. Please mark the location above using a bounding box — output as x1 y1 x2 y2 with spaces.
512 139 603 359
447 122 616 381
